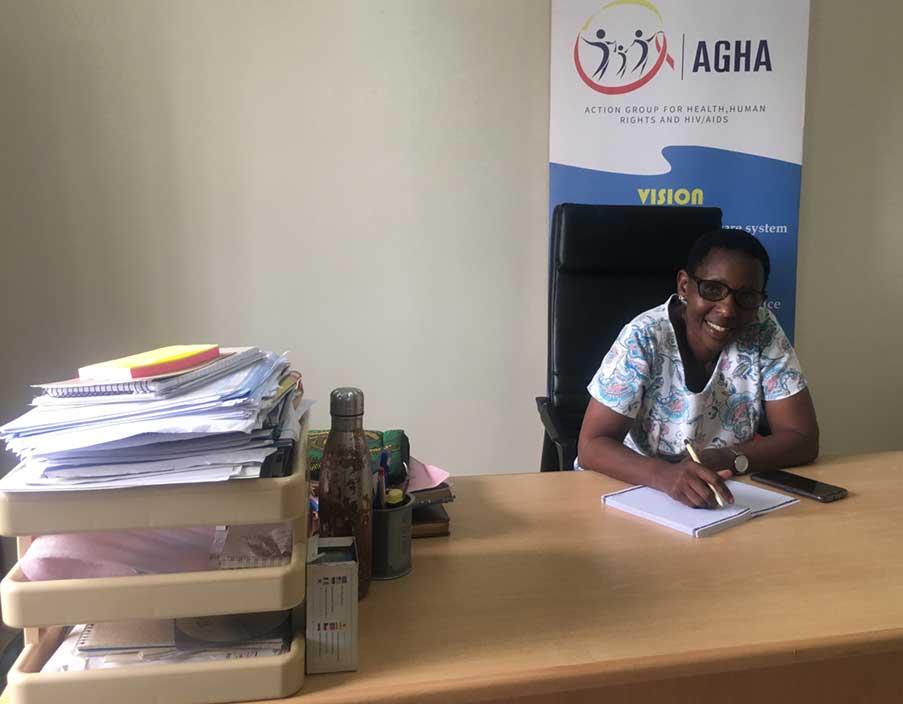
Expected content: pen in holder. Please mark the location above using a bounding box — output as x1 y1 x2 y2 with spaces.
372 491 413 580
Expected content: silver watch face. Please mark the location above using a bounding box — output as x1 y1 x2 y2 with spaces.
733 453 750 474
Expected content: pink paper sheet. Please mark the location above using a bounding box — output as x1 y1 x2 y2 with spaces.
20 526 217 581
406 456 450 492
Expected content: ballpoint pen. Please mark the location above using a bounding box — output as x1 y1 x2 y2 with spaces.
685 440 726 508
376 466 386 509
376 450 388 509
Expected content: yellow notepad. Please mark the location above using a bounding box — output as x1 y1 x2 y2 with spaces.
78 345 220 381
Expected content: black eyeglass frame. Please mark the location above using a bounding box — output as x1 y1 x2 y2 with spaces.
688 275 767 310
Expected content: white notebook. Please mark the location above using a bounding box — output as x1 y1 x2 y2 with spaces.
602 480 798 537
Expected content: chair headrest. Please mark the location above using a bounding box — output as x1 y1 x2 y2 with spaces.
554 204 723 275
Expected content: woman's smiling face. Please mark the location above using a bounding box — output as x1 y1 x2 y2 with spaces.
677 247 766 362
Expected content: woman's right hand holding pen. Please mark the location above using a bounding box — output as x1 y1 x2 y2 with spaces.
655 458 733 509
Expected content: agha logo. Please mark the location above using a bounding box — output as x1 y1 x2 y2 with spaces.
692 40 773 73
574 0 674 95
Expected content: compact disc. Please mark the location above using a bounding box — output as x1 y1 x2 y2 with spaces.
174 610 288 645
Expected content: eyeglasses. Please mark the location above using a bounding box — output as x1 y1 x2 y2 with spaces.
689 275 767 310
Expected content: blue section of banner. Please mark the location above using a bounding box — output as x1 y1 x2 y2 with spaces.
549 146 800 340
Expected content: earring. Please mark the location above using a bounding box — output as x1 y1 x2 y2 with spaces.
679 296 687 304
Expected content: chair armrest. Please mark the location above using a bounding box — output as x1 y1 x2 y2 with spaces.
558 440 578 472
535 397 566 443
537 397 580 471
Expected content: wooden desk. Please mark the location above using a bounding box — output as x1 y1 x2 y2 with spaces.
290 452 903 703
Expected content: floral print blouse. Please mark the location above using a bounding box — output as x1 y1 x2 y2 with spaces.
588 295 808 460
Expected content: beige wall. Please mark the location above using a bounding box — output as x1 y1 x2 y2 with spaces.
0 0 551 478
0 0 899 485
795 1 903 454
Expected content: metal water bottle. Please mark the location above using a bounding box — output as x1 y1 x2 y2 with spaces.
318 387 372 599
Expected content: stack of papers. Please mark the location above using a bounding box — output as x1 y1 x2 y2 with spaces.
0 349 313 492
42 612 291 672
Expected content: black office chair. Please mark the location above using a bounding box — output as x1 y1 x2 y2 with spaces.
536 203 723 471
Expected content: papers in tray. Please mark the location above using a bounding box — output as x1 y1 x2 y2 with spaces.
0 349 312 493
602 480 799 537
5 352 289 441
42 613 291 672
0 461 253 492
212 523 293 569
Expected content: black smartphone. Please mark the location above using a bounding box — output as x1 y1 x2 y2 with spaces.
751 470 848 502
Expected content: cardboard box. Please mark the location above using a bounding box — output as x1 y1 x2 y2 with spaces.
305 536 358 674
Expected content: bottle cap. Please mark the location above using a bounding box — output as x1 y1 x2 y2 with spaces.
329 387 364 417
386 489 404 505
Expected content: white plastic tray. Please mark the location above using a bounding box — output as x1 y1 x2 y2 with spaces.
1 543 307 629
0 414 310 536
5 626 304 704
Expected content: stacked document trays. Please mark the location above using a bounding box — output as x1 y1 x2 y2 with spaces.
0 350 311 704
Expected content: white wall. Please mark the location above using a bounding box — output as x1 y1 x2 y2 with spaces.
0 0 900 487
0 0 551 477
795 1 903 454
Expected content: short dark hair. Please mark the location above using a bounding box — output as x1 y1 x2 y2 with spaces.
686 228 771 288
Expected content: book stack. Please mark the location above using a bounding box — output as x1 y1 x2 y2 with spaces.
0 344 312 703
307 428 409 485
411 482 454 538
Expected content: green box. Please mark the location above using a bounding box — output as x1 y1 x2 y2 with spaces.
308 429 408 486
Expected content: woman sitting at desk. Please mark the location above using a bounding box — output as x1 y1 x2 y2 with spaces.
577 228 819 509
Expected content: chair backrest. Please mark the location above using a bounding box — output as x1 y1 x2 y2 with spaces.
547 203 723 445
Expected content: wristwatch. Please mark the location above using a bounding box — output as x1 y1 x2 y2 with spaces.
729 448 750 475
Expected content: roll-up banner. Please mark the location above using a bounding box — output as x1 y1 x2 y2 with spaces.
550 0 810 339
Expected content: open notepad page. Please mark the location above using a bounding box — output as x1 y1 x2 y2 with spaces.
602 480 798 537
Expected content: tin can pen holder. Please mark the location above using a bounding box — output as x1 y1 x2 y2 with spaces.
372 493 413 580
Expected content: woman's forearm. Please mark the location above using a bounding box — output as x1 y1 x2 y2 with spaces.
737 428 819 472
727 389 820 472
577 435 671 491
699 429 818 474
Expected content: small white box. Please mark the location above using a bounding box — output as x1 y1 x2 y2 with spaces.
305 536 358 674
